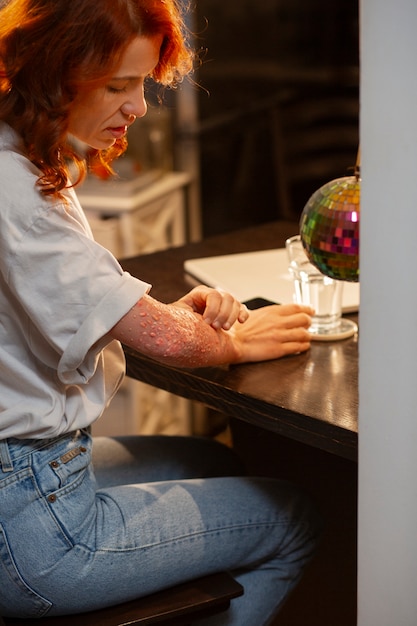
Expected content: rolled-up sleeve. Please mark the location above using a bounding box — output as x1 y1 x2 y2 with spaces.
7 201 151 384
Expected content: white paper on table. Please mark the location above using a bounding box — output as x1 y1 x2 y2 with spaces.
184 248 359 314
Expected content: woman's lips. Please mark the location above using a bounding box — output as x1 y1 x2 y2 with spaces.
107 125 128 139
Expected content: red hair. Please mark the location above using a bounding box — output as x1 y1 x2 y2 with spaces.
0 0 194 195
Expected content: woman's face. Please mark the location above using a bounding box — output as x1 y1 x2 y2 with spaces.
68 36 162 149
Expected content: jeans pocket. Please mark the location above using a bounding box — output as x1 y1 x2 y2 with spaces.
47 441 91 494
35 433 97 545
0 524 52 618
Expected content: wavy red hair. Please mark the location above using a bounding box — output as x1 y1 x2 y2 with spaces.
0 0 194 195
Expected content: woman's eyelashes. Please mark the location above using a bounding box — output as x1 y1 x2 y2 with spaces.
106 84 128 94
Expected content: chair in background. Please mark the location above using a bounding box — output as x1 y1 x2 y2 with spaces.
195 78 359 233
270 85 360 220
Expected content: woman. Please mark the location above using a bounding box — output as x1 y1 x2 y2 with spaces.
0 0 320 623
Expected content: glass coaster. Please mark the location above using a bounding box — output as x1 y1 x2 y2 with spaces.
310 318 358 342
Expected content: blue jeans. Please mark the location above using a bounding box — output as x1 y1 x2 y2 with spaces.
0 430 321 624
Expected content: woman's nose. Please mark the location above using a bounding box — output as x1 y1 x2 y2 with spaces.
121 88 147 119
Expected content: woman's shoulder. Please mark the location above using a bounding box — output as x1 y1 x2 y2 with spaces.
0 123 57 256
0 121 41 185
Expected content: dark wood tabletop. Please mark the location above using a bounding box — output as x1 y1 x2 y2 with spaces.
121 220 358 462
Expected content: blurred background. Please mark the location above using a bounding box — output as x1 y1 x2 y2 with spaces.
171 0 360 236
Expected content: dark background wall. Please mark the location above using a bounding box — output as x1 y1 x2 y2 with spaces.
188 0 359 237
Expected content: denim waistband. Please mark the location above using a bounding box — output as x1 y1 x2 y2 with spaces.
0 431 81 473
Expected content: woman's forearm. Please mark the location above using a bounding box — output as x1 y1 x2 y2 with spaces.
110 295 240 368
110 293 313 368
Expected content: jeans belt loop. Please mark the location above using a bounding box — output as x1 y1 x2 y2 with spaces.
0 440 13 472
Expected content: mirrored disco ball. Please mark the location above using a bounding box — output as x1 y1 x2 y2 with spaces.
299 175 360 282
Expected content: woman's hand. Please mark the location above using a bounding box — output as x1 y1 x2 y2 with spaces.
172 286 249 330
229 303 314 362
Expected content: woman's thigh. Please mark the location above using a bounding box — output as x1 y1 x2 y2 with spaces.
1 431 320 622
92 434 245 486
36 474 317 616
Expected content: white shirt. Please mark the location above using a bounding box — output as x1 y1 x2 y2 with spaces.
0 122 151 438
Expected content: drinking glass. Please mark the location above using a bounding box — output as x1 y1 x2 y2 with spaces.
285 235 343 336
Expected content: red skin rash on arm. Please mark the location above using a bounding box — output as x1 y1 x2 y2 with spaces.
110 296 239 368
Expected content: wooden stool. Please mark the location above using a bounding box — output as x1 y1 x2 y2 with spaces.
1 572 243 626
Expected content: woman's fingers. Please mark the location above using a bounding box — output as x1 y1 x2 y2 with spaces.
174 286 249 330
203 289 249 330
